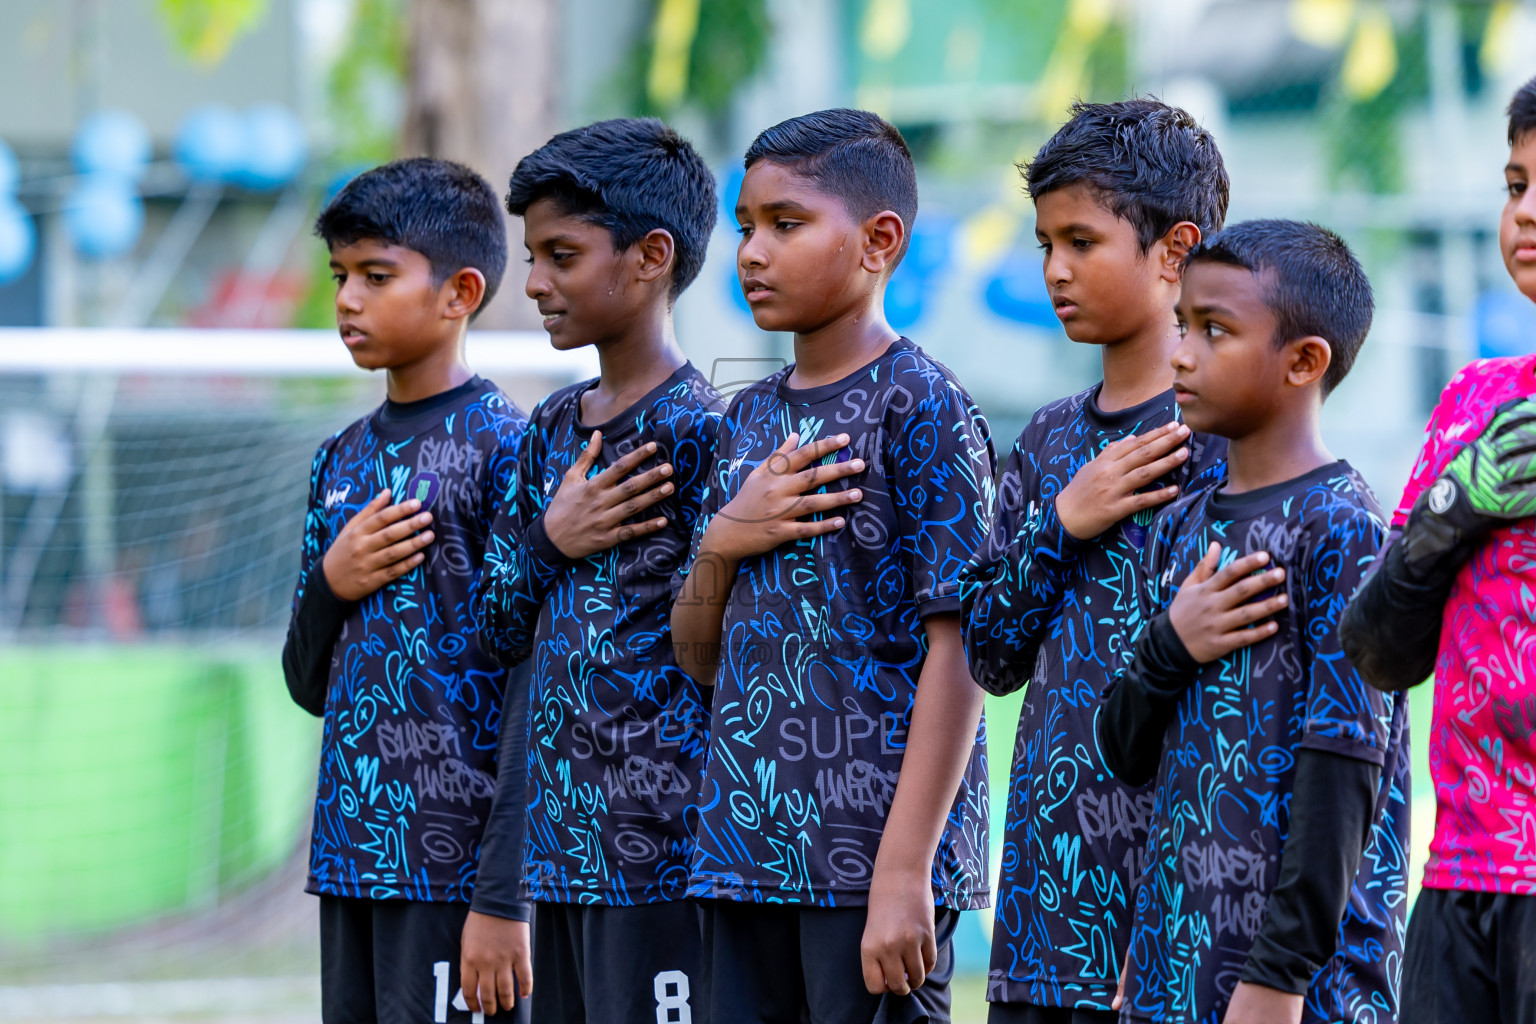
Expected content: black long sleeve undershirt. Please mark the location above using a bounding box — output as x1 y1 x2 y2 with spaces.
1241 748 1380 994
468 659 532 922
280 567 355 717
1098 612 1200 787
1100 616 1381 991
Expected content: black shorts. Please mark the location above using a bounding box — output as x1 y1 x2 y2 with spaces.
1402 887 1536 1024
697 900 959 1024
319 895 529 1024
532 900 704 1024
986 1004 1117 1024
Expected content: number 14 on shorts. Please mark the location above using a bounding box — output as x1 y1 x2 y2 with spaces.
431 961 484 1023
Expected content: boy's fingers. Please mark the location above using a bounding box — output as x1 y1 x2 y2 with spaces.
596 441 659 484
793 490 863 515
373 530 434 568
614 483 674 520
461 965 481 1013
1185 542 1222 585
614 517 670 544
786 433 852 472
1218 569 1286 607
792 515 847 538
1210 552 1274 589
1217 619 1281 655
609 462 673 502
1124 485 1181 514
568 431 603 479
515 951 533 999
860 949 887 995
1121 424 1191 465
375 551 426 585
1222 594 1289 629
363 497 422 531
1127 448 1190 488
901 943 927 992
758 433 802 479
495 964 517 1015
371 511 433 547
883 949 913 996
796 458 866 491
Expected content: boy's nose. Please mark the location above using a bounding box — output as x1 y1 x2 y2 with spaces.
525 270 551 301
335 281 363 314
738 235 766 270
1042 249 1070 285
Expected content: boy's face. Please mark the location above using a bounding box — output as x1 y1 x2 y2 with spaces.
1172 261 1301 438
329 239 457 371
1503 130 1536 302
522 197 645 350
1034 183 1171 345
735 160 877 334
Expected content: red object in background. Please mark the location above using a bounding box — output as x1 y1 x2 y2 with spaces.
187 269 305 328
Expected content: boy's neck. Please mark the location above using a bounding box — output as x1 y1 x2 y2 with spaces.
1222 397 1334 494
385 330 473 403
1097 320 1179 413
584 306 687 423
788 290 899 389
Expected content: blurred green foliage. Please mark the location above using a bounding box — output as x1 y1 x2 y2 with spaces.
156 0 269 66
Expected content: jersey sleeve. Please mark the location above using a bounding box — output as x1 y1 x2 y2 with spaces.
476 409 567 668
467 414 526 634
957 430 1087 695
669 406 736 603
890 377 996 618
1298 507 1393 765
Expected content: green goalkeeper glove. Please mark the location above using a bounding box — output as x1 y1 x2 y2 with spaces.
1399 396 1536 573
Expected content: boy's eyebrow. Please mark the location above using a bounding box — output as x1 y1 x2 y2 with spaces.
331 256 404 271
1508 160 1527 175
528 232 585 247
736 198 815 217
1190 301 1240 319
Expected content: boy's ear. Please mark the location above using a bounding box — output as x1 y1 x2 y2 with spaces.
860 210 906 275
1157 221 1201 282
441 268 487 322
1285 336 1332 389
632 228 677 289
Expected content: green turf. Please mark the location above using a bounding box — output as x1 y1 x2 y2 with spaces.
0 647 318 938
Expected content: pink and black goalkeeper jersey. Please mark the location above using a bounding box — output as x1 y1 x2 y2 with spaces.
1394 355 1536 895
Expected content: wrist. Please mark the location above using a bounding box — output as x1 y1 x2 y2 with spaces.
529 514 580 564
700 518 748 566
320 551 363 603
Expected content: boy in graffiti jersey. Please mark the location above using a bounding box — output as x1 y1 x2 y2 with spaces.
471 119 722 1024
1339 76 1536 1024
281 158 531 1024
1100 220 1409 1024
671 108 994 1024
957 99 1229 1024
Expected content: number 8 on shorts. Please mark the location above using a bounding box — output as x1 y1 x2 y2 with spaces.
653 970 691 1024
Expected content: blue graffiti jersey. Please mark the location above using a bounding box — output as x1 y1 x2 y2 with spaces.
1121 462 1409 1024
293 376 527 902
959 385 1227 1009
676 338 996 909
477 364 723 905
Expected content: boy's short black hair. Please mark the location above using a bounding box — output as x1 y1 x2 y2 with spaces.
1025 98 1230 251
505 118 716 300
1187 219 1373 397
743 108 918 266
1510 75 1536 145
315 157 508 316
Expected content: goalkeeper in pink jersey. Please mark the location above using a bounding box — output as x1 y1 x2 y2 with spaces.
1340 75 1536 1024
